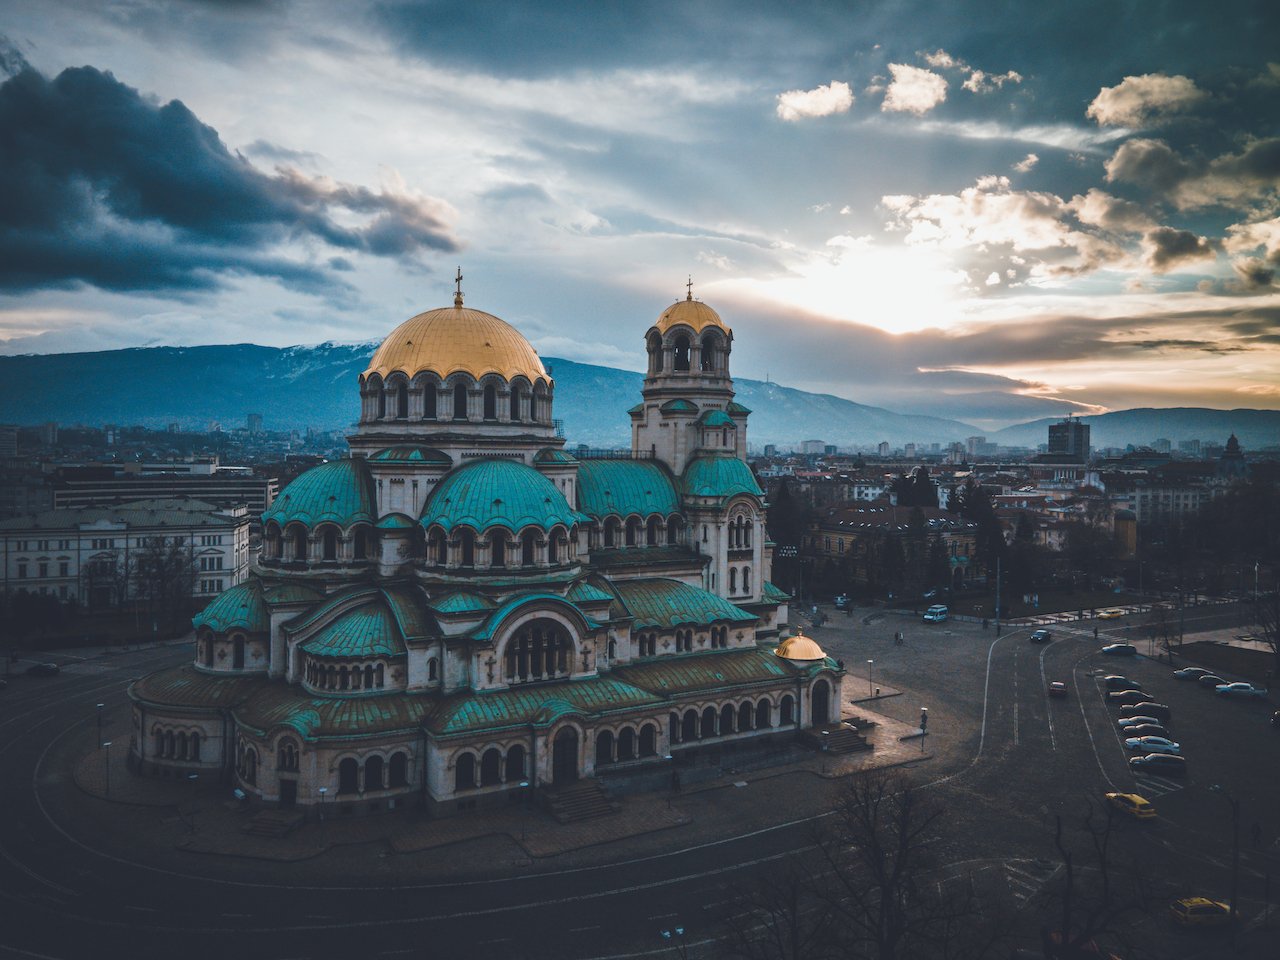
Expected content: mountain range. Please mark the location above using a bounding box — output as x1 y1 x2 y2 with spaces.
1 343 1277 452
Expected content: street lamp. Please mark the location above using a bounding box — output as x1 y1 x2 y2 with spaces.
318 786 328 822
96 702 105 748
920 707 928 752
518 780 530 840
1209 784 1241 944
186 773 198 833
102 740 112 799
867 659 874 697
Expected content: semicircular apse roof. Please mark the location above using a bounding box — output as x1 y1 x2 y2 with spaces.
262 459 377 528
191 578 268 634
420 459 586 534
680 455 763 501
577 460 679 519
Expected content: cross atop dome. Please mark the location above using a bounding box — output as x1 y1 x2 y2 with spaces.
686 275 693 301
453 266 464 307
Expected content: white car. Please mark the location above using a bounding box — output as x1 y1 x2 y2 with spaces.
1117 716 1161 728
922 604 949 623
1124 735 1181 755
1215 682 1269 699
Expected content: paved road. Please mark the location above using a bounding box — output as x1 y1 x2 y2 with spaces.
1 612 1276 959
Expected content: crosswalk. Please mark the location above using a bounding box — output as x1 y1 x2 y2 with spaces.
1132 773 1184 798
1003 859 1061 906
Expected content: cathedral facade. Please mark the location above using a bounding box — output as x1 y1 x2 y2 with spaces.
129 284 844 816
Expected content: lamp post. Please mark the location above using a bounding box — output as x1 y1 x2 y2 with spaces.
96 702 105 748
318 786 327 822
518 780 530 840
920 707 929 752
867 659 874 697
821 730 830 774
102 740 112 799
1209 784 1241 945
186 773 198 833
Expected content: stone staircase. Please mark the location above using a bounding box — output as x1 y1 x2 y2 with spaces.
242 808 306 838
801 722 872 754
543 780 619 824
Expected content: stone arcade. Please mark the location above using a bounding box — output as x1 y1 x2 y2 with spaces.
129 282 845 815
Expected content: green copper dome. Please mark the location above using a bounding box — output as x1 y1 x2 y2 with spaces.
420 459 586 534
681 455 763 501
612 578 757 630
298 601 408 660
696 409 736 428
262 459 377 529
577 460 679 519
192 579 268 634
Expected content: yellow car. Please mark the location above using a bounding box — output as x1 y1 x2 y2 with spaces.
1098 609 1124 620
1169 897 1230 927
1105 792 1155 820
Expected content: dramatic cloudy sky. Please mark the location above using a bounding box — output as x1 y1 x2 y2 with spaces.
2 0 1279 428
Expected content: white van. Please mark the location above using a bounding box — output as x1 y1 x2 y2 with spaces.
922 604 949 623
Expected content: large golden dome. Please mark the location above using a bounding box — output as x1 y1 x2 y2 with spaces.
654 294 730 336
774 632 827 662
363 303 549 383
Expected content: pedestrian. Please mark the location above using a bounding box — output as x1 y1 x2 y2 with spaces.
1093 626 1099 639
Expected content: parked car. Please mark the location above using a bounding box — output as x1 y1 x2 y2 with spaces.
1108 690 1151 705
1129 753 1186 776
1104 675 1142 691
922 604 949 623
1196 674 1227 688
1098 608 1125 620
1101 643 1138 656
1048 681 1069 698
25 662 60 677
1030 629 1052 643
1105 792 1156 820
1215 682 1269 699
1124 735 1181 755
1118 715 1162 729
1173 667 1211 680
1121 702 1172 723
1124 723 1169 738
1169 897 1230 927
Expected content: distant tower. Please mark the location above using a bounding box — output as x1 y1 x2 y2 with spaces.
247 413 264 435
1048 416 1090 458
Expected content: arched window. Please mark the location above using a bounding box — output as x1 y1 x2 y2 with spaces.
608 638 617 659
492 532 506 568
483 385 497 420
625 517 641 546
428 657 439 682
743 566 751 594
649 331 664 372
667 517 680 545
701 334 718 372
522 532 536 567
639 723 657 757
364 756 384 792
452 382 468 420
720 704 735 735
509 387 522 421
232 636 245 669
203 635 214 667
503 619 572 683
190 732 201 761
618 727 636 761
389 752 408 788
291 526 307 562
396 384 408 419
604 518 619 547
738 701 753 731
454 753 475 792
459 529 475 568
682 709 698 742
423 384 437 420
480 748 502 786
177 732 188 760
780 695 795 725
166 731 175 758
669 712 681 744
646 517 660 546
376 663 385 687
353 529 367 560
596 730 614 766
505 745 526 783
674 335 690 371
432 531 447 566
377 388 386 420
322 527 337 561
701 706 717 738
278 739 298 771
363 664 374 689
729 568 737 593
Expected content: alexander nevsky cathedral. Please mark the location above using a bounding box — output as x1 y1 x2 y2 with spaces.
129 279 845 816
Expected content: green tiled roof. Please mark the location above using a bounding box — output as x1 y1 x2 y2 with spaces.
727 400 752 415
376 512 417 529
627 402 644 415
381 583 437 640
567 580 615 604
369 446 452 464
131 664 263 710
192 579 268 634
235 691 432 740
577 459 679 519
420 459 586 534
299 602 408 659
262 459 377 529
472 592 600 642
613 647 802 694
681 454 763 501
660 398 698 413
589 546 707 570
696 409 736 428
428 676 664 736
534 447 577 464
262 582 324 605
612 578 757 630
762 581 791 603
429 591 496 615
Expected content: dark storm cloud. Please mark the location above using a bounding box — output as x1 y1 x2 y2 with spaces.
1142 226 1216 271
0 63 457 295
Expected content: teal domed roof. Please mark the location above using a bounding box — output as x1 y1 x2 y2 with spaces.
298 601 408 660
681 455 763 501
192 579 268 634
369 446 452 465
420 459 587 534
696 409 736 428
577 460 679 519
262 459 377 529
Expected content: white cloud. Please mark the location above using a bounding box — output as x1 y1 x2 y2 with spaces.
985 271 1001 286
963 69 1023 94
1013 153 1039 172
775 80 854 121
923 49 960 69
1225 216 1280 260
1068 188 1156 233
1086 73 1208 127
881 64 947 115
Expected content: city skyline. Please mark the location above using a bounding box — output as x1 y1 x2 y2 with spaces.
1 1 1279 429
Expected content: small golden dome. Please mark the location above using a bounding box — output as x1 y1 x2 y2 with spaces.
654 295 730 336
364 305 549 384
774 632 827 662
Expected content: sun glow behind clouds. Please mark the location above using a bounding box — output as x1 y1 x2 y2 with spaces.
725 240 971 334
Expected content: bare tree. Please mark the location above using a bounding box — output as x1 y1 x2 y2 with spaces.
719 858 840 960
132 536 196 637
1250 585 1279 688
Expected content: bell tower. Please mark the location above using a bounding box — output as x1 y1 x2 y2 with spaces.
631 283 748 476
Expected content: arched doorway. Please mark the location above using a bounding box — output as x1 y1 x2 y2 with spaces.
552 728 578 786
811 679 831 726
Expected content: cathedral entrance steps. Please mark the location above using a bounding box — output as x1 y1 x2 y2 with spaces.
542 780 620 824
800 722 872 755
242 808 307 838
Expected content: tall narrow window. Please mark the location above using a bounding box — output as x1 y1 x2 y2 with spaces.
510 388 521 421
423 386 437 419
522 532 536 566
233 636 245 669
396 384 408 418
674 335 690 371
483 385 497 420
453 383 468 420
